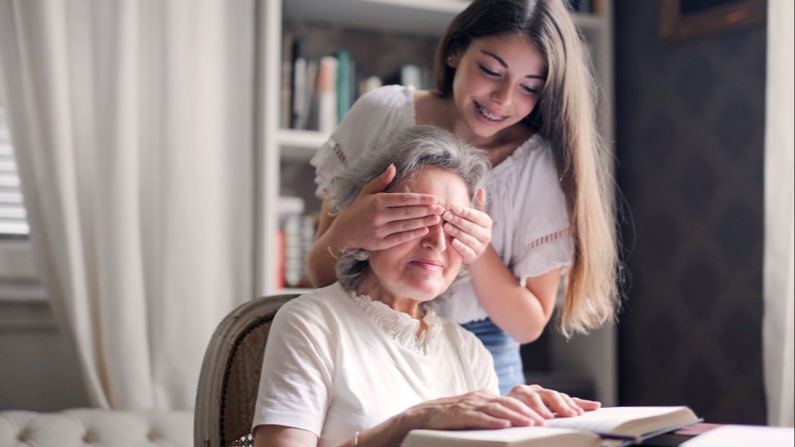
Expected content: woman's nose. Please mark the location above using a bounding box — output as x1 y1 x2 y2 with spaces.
491 81 511 105
422 222 447 251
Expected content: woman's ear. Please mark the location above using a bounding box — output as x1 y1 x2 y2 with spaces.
446 50 460 68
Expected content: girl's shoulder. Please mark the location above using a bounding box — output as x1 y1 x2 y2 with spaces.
413 90 456 128
334 85 416 136
492 132 555 176
350 84 414 115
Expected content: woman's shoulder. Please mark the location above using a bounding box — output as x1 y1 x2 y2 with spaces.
439 317 485 348
275 284 349 322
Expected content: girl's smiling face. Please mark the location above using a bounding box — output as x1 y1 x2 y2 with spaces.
448 32 547 142
364 166 471 310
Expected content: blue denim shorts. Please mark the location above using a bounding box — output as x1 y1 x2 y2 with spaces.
461 317 524 395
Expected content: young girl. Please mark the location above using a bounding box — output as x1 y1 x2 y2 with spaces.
307 0 619 394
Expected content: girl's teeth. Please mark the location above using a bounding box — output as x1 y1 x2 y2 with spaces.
477 103 504 121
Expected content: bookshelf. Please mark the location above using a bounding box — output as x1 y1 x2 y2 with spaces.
256 0 615 405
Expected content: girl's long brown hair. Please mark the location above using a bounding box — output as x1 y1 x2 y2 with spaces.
435 0 621 336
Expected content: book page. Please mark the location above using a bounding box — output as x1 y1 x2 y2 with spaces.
681 425 795 447
546 406 694 436
402 426 599 447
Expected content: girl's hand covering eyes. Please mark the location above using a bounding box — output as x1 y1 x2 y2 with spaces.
442 188 493 264
333 164 444 251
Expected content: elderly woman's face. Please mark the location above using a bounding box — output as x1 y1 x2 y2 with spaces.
367 166 471 301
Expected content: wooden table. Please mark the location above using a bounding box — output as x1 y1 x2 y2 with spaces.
636 423 724 446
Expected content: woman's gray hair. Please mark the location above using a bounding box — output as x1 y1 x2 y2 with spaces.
327 125 491 291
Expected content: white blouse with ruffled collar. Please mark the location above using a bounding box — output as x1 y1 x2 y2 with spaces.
348 290 443 356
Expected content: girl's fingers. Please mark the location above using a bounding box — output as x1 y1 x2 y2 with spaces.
375 215 439 243
375 192 438 208
443 209 491 242
359 164 396 196
379 204 443 224
447 205 492 229
379 227 429 249
444 223 480 248
451 238 477 261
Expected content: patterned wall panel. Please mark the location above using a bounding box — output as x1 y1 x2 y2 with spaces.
613 1 767 424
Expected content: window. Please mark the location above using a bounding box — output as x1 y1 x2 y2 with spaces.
0 106 42 301
0 108 29 237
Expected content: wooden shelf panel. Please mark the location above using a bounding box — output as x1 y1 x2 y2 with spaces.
284 0 466 36
277 128 329 160
284 0 606 36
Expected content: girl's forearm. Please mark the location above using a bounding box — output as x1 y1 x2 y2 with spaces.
307 201 343 287
468 246 558 343
307 226 342 287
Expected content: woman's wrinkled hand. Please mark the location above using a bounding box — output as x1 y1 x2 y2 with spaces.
442 188 493 264
407 389 548 431
506 384 601 419
332 164 444 251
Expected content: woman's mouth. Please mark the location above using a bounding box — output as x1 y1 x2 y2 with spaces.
475 101 507 122
410 259 444 271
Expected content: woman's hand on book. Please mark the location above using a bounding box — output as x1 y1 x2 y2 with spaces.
404 389 550 430
506 384 602 419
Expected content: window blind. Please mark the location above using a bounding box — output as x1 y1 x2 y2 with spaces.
0 109 29 236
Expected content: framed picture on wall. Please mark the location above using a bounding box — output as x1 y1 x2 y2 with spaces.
659 0 767 42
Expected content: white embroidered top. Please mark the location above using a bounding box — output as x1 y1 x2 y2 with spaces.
252 283 498 447
311 85 574 324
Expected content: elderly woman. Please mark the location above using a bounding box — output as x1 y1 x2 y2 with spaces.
252 126 599 447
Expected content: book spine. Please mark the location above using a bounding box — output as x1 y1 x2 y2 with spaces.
400 64 422 88
336 49 351 123
290 39 307 129
304 58 320 130
317 55 338 133
361 75 382 95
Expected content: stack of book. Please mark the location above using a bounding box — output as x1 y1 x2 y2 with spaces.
285 38 431 132
277 197 316 289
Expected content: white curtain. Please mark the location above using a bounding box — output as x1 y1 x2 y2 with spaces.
763 0 795 428
0 0 255 410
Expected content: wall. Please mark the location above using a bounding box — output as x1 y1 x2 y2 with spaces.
613 2 767 424
0 300 89 410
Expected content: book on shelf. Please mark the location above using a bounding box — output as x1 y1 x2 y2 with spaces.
383 63 432 90
336 49 352 123
284 37 431 132
316 55 338 132
290 38 308 130
360 75 383 95
401 406 701 447
277 196 317 289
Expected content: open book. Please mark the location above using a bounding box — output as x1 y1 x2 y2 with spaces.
401 406 701 447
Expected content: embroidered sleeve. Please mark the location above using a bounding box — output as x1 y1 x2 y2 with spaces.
514 226 574 286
